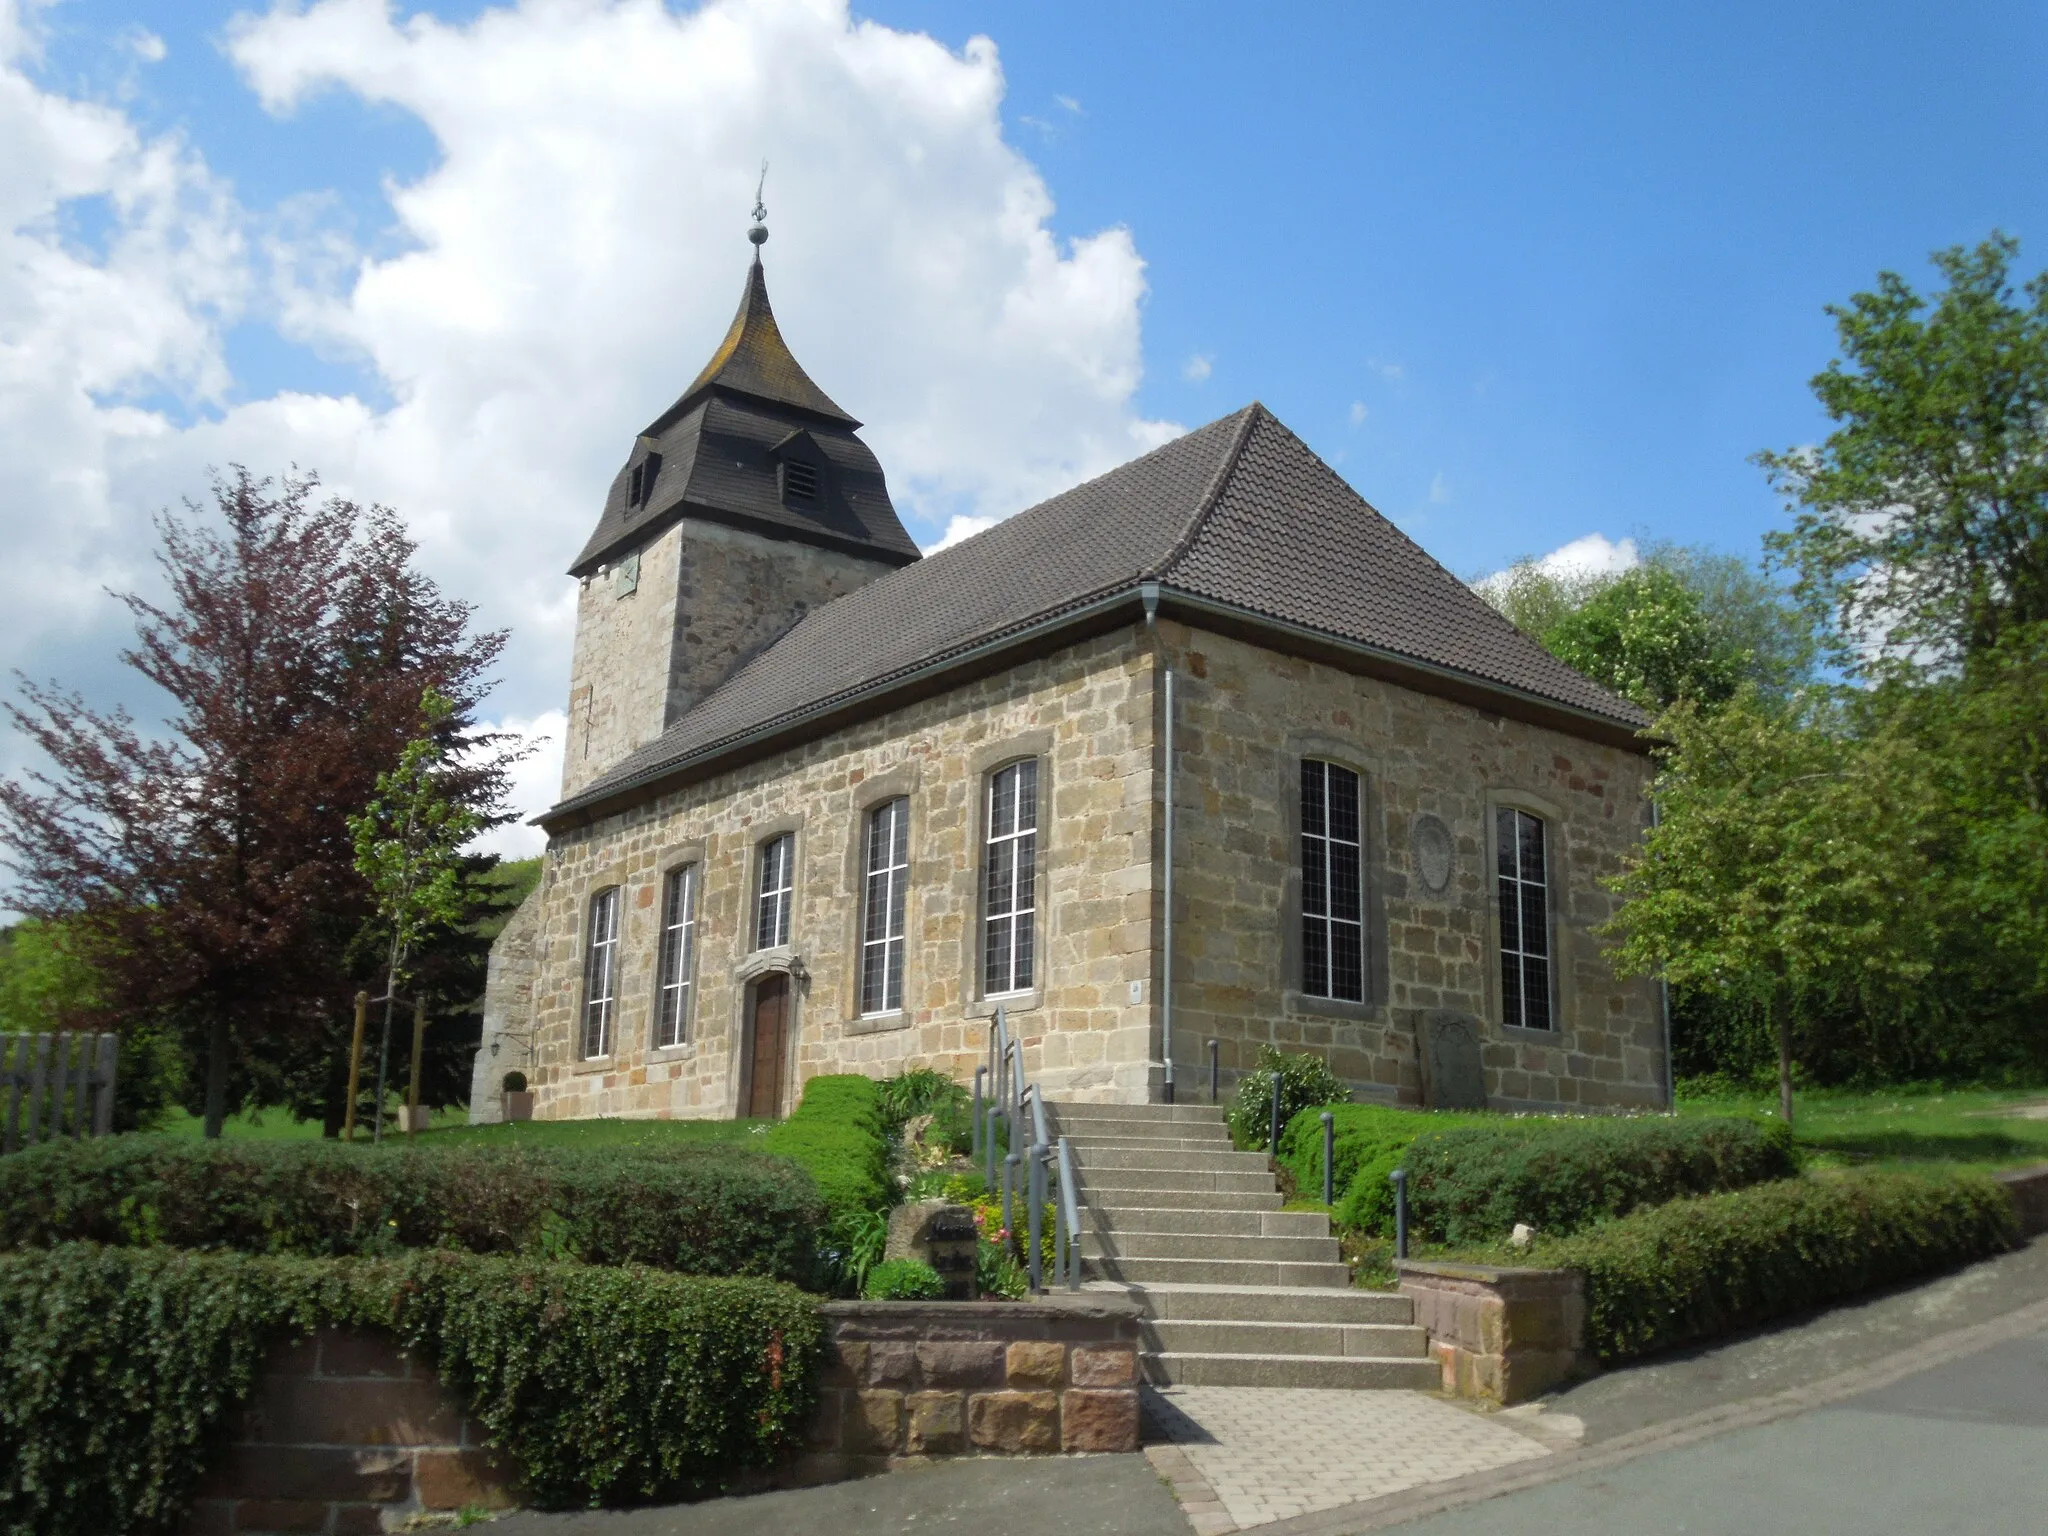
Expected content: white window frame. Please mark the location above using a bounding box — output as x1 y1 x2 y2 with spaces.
1300 758 1366 1003
1497 807 1553 1030
755 832 795 951
982 759 1039 998
860 798 910 1016
580 885 621 1059
653 864 699 1048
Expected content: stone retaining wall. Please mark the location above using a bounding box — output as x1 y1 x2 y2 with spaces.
1995 1163 2048 1236
184 1330 516 1536
1396 1260 1593 1406
806 1294 1144 1468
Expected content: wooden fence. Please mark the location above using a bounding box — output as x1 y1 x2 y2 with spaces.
2 1032 119 1154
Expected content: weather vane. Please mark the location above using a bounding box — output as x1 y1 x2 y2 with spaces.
749 161 769 247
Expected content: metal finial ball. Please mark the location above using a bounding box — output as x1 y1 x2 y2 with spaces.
748 224 769 246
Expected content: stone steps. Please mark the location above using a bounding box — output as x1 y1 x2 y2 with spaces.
1050 1099 1429 1392
1083 1229 1342 1263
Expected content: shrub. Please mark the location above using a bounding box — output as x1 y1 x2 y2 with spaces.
1227 1046 1347 1150
759 1075 891 1228
0 1244 821 1533
0 1136 824 1283
1274 1103 1492 1232
877 1066 973 1156
861 1259 946 1300
1402 1115 1798 1243
1553 1170 2018 1362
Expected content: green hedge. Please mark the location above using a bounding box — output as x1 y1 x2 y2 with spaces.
1554 1170 2018 1362
1275 1103 1490 1233
0 1136 824 1284
0 1244 821 1534
1402 1116 1799 1243
760 1074 892 1229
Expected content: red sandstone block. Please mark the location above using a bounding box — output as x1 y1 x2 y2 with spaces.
915 1340 1005 1388
1069 1346 1136 1388
228 1499 329 1533
414 1449 519 1511
1060 1390 1139 1453
249 1376 461 1448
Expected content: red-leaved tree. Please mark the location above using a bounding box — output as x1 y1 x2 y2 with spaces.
1 468 518 1136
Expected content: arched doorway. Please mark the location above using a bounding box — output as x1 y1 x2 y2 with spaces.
746 972 790 1119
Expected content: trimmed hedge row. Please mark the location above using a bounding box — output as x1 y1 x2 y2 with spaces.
1553 1170 2019 1362
1278 1106 1797 1243
0 1243 821 1535
760 1074 893 1230
0 1136 826 1284
1403 1116 1798 1244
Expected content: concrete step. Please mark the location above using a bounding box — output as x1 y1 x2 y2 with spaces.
1143 1318 1429 1359
1142 1352 1441 1390
1085 1230 1342 1263
1083 1255 1352 1287
1082 1186 1282 1213
1059 1132 1235 1151
1090 1206 1328 1238
1091 1281 1414 1325
1074 1147 1270 1172
1049 1103 1226 1125
1077 1168 1278 1195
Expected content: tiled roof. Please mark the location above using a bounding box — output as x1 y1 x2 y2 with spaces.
547 404 1648 821
568 259 917 577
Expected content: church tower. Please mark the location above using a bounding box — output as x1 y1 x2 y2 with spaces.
559 216 919 796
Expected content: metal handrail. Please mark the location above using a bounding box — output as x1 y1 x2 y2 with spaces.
985 1005 1083 1292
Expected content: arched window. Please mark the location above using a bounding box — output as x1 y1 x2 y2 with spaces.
1300 759 1365 1002
982 760 1038 996
861 798 910 1016
1497 808 1553 1030
581 886 621 1058
653 864 699 1048
756 833 795 951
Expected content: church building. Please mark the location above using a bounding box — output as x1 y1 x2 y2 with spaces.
473 229 1667 1123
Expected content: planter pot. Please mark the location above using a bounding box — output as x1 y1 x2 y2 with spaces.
503 1090 534 1122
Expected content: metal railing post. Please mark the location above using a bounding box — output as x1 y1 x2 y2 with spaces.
972 1065 986 1161
1391 1168 1409 1260
1208 1038 1219 1104
1269 1071 1282 1153
1059 1136 1083 1290
1321 1111 1336 1206
1027 1141 1047 1293
985 1106 1001 1188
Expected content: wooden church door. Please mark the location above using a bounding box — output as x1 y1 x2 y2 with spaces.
747 974 789 1119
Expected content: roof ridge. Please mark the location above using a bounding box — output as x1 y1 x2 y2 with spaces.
1154 402 1263 580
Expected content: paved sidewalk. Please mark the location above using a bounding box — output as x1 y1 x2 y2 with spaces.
1141 1388 1550 1533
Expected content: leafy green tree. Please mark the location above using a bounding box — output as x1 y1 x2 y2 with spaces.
1542 566 1742 710
1602 690 1940 1123
349 687 485 1141
1759 234 2048 673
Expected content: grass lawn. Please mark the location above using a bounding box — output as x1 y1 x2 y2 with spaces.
156 1105 766 1149
1677 1085 2048 1172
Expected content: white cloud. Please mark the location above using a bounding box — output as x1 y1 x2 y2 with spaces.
1055 94 1083 114
467 710 566 861
1427 472 1450 505
0 0 1176 826
1182 353 1212 382
122 27 166 63
929 513 998 552
1368 357 1404 383
1347 400 1367 426
1532 532 1640 580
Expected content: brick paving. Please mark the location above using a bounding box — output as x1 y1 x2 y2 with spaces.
1142 1386 1552 1534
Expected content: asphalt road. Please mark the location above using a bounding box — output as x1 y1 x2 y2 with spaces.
1398 1325 2048 1536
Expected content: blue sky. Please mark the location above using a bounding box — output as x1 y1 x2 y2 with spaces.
5 0 2045 848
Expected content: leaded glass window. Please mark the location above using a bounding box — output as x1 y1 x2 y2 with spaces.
982 760 1038 996
756 833 794 951
861 799 910 1015
1497 808 1552 1030
653 864 698 1048
581 886 620 1058
1301 760 1365 1002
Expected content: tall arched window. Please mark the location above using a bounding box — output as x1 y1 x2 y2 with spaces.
653 864 699 1048
861 798 910 1015
581 886 621 1058
756 833 795 951
1497 808 1552 1030
982 760 1038 996
1300 759 1365 1002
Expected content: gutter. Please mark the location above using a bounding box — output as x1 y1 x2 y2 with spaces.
541 581 1651 833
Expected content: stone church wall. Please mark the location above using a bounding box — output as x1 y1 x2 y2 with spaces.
1159 621 1662 1113
560 518 898 798
523 628 1162 1120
